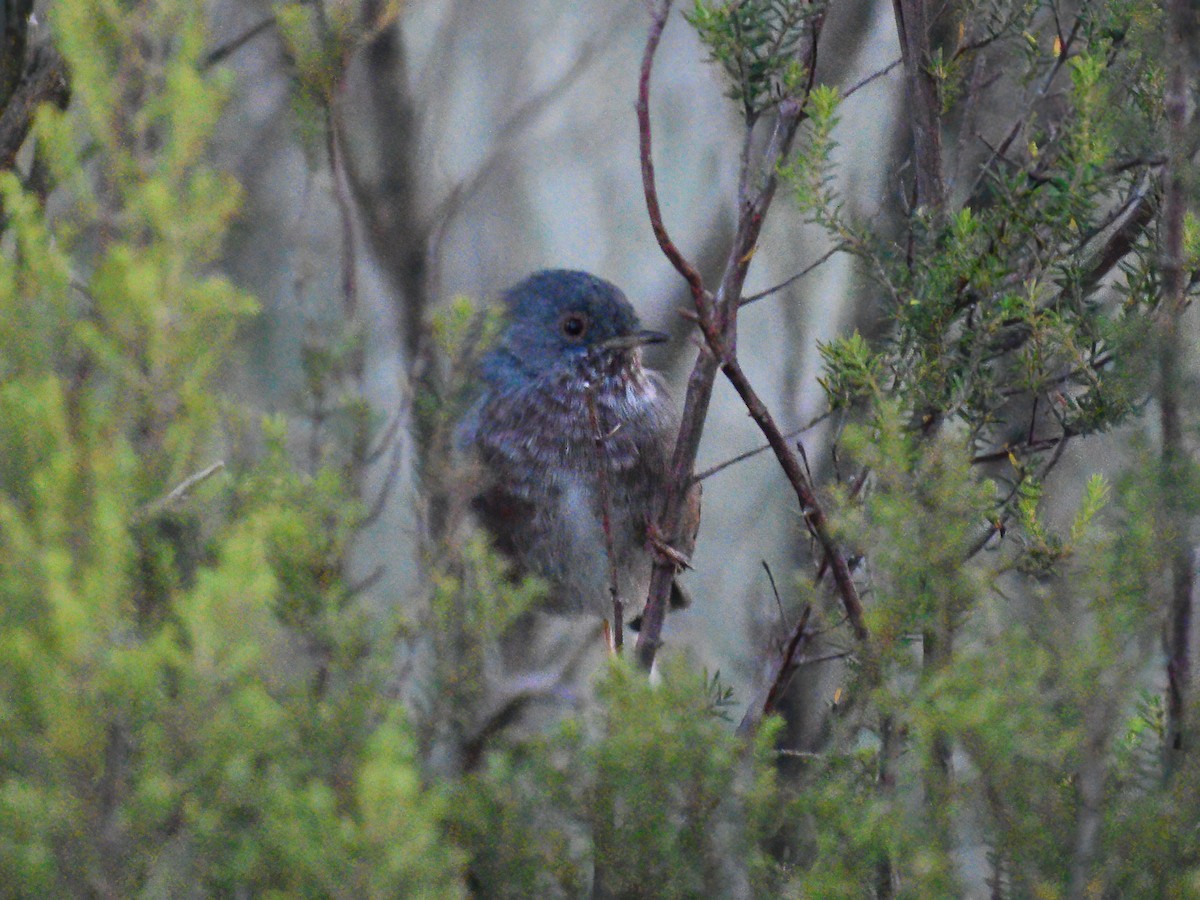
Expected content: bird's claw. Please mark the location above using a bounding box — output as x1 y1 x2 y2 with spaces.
646 521 693 571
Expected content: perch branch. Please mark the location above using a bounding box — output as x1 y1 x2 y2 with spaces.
636 0 866 672
587 385 623 650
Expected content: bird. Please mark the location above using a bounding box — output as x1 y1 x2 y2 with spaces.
457 269 698 625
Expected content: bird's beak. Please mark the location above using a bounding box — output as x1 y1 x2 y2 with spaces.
601 329 669 351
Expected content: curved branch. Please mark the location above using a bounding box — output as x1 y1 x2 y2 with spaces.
636 0 709 314
635 2 866 670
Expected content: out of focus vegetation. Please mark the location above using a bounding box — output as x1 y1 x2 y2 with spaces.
0 0 1197 896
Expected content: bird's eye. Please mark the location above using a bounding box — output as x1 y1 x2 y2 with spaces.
560 312 588 340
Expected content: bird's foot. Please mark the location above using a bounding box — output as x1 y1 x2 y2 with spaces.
645 521 693 571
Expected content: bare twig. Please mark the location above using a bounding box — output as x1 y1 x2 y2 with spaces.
692 409 832 483
842 58 902 101
427 34 607 238
636 0 709 314
797 650 853 666
965 15 1082 206
587 385 623 650
634 0 717 668
739 245 844 306
761 559 788 631
718 352 868 640
203 15 275 70
136 461 226 521
738 604 813 735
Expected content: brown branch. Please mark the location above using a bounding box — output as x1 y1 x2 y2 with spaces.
587 385 623 651
0 46 68 173
692 409 832 483
636 0 709 315
718 352 867 639
634 0 715 669
739 244 844 306
738 604 813 735
635 0 867 670
1160 0 1194 772
1075 186 1156 298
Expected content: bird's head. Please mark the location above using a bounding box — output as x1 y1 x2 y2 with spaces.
482 270 667 386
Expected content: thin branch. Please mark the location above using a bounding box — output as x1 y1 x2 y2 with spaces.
358 425 405 530
797 649 854 666
718 352 868 639
965 434 1071 560
970 435 1064 465
348 565 385 597
587 385 623 651
426 31 608 241
738 604 813 735
136 461 226 521
636 0 709 314
739 245 844 306
202 15 276 70
636 0 868 671
761 559 788 632
964 15 1082 206
692 409 832 483
842 57 902 101
633 0 717 669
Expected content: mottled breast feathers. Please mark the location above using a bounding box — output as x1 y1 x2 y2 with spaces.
458 270 696 618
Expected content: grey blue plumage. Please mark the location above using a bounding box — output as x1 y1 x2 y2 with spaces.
459 270 693 618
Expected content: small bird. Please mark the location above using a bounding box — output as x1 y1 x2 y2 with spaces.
458 269 697 622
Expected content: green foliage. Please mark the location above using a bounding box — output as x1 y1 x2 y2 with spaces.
817 330 884 408
0 1 464 894
781 83 842 228
448 656 785 897
833 405 992 656
785 0 1165 451
785 399 1192 895
687 0 822 121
